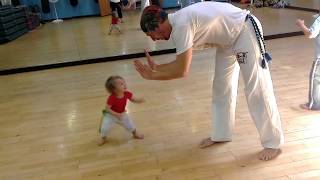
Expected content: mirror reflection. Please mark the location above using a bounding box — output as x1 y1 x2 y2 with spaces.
0 0 318 71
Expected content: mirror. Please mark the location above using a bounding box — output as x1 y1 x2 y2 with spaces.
0 0 318 73
289 0 319 10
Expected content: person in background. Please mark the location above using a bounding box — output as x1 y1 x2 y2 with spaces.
296 14 320 110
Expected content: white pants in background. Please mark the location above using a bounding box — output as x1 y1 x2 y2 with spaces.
1 0 11 5
100 112 136 137
210 15 284 149
141 0 150 12
308 58 320 110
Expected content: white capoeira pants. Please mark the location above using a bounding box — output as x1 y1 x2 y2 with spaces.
308 58 320 110
100 112 136 137
141 0 150 12
210 15 284 149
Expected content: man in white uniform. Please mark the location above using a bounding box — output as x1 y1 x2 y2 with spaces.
135 2 284 161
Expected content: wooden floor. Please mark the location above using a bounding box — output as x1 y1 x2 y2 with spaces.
1 35 320 179
0 5 316 70
290 0 320 10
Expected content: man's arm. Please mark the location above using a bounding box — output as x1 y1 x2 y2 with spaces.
134 48 193 80
296 19 313 38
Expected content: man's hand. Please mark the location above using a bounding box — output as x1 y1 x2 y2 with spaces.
145 49 158 70
134 60 154 80
296 19 305 28
296 18 313 38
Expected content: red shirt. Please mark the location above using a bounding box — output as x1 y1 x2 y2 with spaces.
111 17 119 25
107 91 133 113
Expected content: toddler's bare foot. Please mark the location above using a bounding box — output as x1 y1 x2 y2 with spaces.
98 137 107 146
133 131 144 139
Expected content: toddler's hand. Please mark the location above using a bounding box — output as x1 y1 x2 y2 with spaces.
140 98 146 103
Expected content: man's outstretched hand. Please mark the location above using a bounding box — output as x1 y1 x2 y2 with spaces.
134 49 159 80
145 49 158 70
134 59 154 80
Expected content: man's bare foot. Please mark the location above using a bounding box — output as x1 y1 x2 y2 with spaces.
199 137 216 149
258 148 282 161
300 103 310 110
133 131 144 139
98 138 107 146
199 137 229 149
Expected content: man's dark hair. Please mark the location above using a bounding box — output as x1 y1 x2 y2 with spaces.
140 5 168 33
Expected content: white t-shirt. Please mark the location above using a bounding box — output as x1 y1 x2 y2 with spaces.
110 0 121 3
309 15 320 59
167 2 249 55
